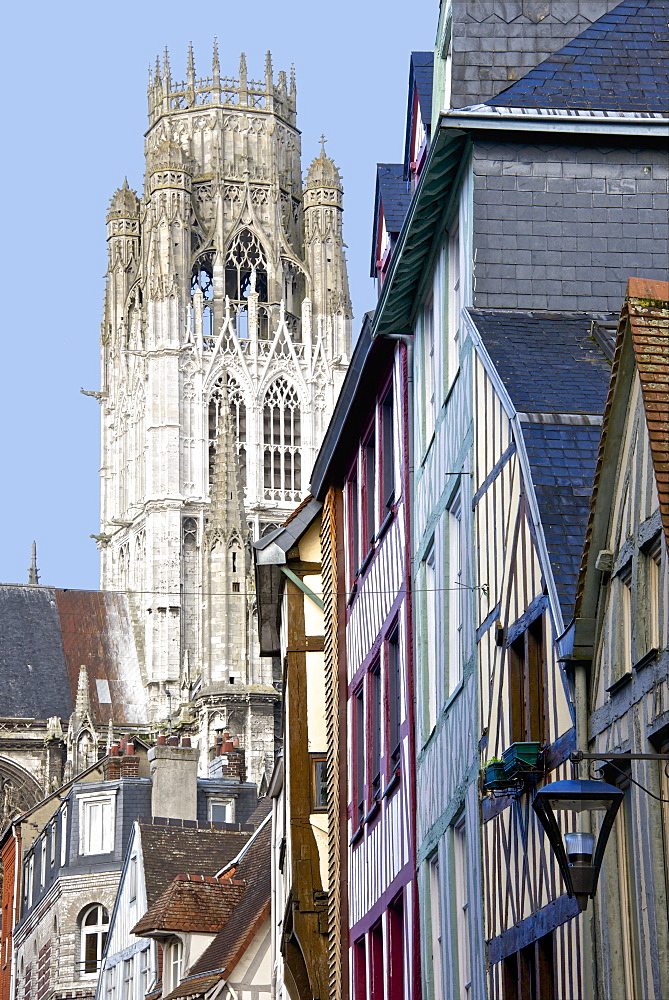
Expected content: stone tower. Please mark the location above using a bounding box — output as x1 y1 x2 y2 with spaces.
99 44 352 786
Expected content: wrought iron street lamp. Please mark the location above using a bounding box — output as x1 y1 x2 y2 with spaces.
532 778 624 911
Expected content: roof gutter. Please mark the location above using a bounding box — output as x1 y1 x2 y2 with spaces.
439 106 669 138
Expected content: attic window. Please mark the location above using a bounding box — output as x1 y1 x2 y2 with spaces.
78 792 116 856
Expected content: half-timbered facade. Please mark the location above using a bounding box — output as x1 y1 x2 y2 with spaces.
573 278 669 1000
255 497 329 999
369 3 668 996
311 318 418 999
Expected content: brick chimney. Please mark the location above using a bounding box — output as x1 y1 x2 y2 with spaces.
148 735 198 821
106 743 121 781
120 741 140 779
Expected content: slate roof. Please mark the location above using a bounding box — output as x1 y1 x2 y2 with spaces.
488 0 669 113
404 51 435 175
469 309 613 415
523 422 604 621
0 586 146 724
163 817 271 998
469 308 613 620
138 822 252 908
377 164 412 234
0 587 73 719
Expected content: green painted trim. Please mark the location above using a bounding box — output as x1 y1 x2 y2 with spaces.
279 566 324 610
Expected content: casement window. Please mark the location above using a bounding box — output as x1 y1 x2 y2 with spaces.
370 662 382 803
429 854 444 1000
620 562 633 671
60 804 68 867
453 814 471 997
208 798 234 824
78 793 115 856
50 823 56 866
388 892 405 1000
503 931 555 1000
381 381 396 510
40 839 46 887
387 627 401 775
424 544 439 731
508 615 546 744
128 856 137 902
106 965 117 1000
310 755 328 812
423 295 436 447
644 534 662 654
448 491 463 693
448 223 461 387
122 957 134 1000
164 938 183 993
24 856 34 906
370 922 384 999
354 686 366 827
80 903 109 975
139 947 151 995
363 427 377 550
346 466 360 586
353 937 366 1000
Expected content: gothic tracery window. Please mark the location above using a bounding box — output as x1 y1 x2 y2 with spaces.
263 377 301 501
208 375 247 490
225 229 267 338
191 251 215 345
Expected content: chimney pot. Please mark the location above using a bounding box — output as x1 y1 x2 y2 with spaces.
157 733 167 745
168 735 179 747
180 735 191 748
110 743 120 756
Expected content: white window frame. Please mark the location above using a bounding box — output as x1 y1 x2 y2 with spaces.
78 792 116 856
208 797 235 824
128 855 138 902
448 491 463 694
106 965 117 1000
453 813 471 998
122 956 134 1000
425 543 438 732
40 839 46 887
80 903 110 977
139 947 151 996
448 222 461 389
164 938 183 993
429 851 444 1000
423 295 436 449
60 804 68 867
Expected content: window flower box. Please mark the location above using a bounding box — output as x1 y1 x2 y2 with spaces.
502 742 543 776
483 760 509 790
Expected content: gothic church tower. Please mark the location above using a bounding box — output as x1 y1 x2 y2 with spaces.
99 44 352 786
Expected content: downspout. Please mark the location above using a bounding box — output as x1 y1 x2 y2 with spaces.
372 330 421 996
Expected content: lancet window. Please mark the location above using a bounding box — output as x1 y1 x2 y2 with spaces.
225 229 268 339
208 375 247 490
191 252 215 346
263 377 301 502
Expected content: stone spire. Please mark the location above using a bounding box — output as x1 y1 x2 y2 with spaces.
75 664 91 719
28 541 39 585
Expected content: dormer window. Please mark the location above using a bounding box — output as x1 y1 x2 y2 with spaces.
78 792 116 856
163 938 183 994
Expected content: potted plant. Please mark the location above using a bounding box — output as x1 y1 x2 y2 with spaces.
502 742 543 776
483 757 509 789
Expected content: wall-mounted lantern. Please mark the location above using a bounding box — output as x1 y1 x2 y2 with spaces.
532 778 624 911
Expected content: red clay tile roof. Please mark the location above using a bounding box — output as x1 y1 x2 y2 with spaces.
138 823 252 909
577 278 669 613
626 277 669 548
131 874 246 936
161 817 272 999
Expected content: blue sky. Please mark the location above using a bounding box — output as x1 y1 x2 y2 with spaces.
0 0 437 589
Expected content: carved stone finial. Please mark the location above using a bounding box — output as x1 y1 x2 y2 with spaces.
320 134 327 157
265 50 273 90
187 41 195 85
239 52 247 90
290 64 296 99
28 541 39 585
213 37 220 78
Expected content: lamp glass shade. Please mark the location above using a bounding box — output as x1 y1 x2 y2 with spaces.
564 831 595 861
547 795 611 812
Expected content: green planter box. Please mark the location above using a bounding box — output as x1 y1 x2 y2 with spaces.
483 762 509 790
502 742 542 776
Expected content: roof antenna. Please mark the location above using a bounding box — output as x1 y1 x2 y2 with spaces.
28 541 40 585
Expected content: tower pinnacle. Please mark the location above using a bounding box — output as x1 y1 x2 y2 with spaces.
28 541 39 585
